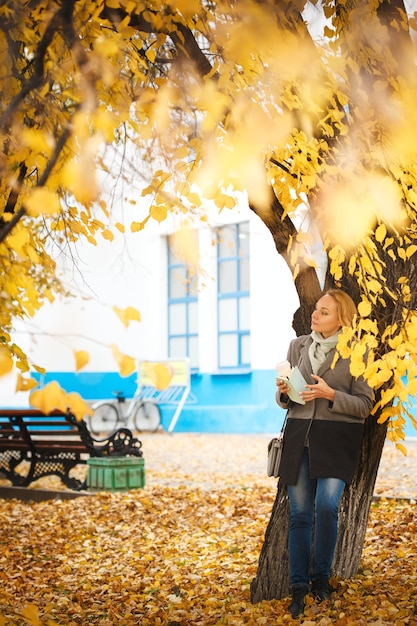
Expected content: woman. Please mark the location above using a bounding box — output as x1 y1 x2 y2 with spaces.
276 289 373 618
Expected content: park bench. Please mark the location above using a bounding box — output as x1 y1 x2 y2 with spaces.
0 408 143 490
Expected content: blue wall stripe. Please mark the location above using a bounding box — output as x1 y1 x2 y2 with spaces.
31 370 417 437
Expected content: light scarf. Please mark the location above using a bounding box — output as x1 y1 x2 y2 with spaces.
308 330 341 374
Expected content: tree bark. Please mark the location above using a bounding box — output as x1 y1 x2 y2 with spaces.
250 481 290 602
333 414 387 577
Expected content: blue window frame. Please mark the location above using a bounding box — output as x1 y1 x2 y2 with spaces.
217 222 250 369
167 238 199 370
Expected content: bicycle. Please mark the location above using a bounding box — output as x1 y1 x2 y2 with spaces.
89 390 161 435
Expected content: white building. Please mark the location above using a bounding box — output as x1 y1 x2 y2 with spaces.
4 204 300 433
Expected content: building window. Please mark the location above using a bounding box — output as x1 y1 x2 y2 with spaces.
167 237 199 369
217 222 250 369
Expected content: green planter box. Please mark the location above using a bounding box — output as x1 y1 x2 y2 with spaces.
87 456 145 491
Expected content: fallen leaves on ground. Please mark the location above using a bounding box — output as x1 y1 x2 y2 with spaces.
2 433 417 498
0 490 416 625
0 434 416 624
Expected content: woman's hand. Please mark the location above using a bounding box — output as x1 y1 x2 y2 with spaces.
300 374 336 402
276 377 290 398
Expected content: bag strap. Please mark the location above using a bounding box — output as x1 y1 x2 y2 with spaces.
280 411 288 433
303 415 314 445
281 412 313 437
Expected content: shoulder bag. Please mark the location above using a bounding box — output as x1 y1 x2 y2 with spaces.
267 414 287 478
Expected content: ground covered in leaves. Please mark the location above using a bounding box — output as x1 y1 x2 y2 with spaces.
0 434 416 625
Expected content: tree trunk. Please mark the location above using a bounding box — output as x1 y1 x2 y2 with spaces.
250 413 388 602
250 481 290 602
332 413 387 576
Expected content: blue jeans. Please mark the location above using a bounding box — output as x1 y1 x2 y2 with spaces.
287 447 346 588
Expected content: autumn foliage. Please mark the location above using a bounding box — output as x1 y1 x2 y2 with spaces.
2 489 416 625
0 434 416 625
0 0 416 440
2 0 417 610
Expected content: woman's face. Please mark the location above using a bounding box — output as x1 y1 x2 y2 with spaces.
311 294 342 338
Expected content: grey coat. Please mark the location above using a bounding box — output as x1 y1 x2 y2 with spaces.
276 334 373 485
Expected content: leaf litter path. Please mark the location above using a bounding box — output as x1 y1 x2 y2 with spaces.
138 433 417 500
1 432 416 497
0 434 416 625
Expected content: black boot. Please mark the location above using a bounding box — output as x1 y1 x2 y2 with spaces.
311 578 334 603
288 584 309 618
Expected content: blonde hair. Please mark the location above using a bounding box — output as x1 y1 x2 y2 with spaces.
325 289 357 327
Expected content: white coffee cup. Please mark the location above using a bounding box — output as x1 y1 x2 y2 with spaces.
275 360 291 378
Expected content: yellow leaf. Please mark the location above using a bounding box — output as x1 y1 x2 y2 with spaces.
101 229 114 241
214 193 236 210
93 35 120 58
324 25 336 39
143 362 173 391
174 145 189 160
0 347 13 376
373 360 394 387
296 232 312 244
74 350 90 371
66 392 94 420
377 408 392 424
113 306 141 328
375 223 386 243
169 225 200 268
131 220 146 232
350 354 366 377
373 80 389 91
25 188 61 217
395 442 408 456
15 374 38 392
358 300 372 317
145 46 156 63
111 345 136 377
62 158 98 205
187 192 202 206
7 227 29 255
22 604 41 625
150 204 168 222
29 381 93 419
29 381 68 413
406 244 417 259
21 128 53 154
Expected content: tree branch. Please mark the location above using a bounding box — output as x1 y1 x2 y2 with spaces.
0 1 77 131
0 120 74 245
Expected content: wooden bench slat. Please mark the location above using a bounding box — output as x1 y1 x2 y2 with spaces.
25 431 79 437
0 441 27 450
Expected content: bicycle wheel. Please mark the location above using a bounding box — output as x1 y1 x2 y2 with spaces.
89 402 119 434
133 400 161 432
